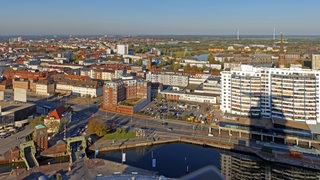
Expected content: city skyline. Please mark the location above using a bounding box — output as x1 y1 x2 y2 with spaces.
1 0 320 36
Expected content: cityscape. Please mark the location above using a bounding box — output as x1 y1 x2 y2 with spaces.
1 0 320 180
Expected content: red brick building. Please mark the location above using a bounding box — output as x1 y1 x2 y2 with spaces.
33 124 48 152
102 78 151 115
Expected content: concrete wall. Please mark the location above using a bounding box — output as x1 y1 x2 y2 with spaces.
14 88 27 102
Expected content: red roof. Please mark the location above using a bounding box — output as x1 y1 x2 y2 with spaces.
46 106 69 120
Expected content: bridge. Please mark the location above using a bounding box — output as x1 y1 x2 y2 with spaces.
66 136 87 163
19 141 39 170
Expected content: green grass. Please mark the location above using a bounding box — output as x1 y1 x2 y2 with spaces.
101 129 136 140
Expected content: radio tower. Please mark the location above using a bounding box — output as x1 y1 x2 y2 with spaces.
237 28 240 40
279 33 285 68
273 27 276 40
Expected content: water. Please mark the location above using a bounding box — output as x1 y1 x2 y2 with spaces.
96 143 320 179
96 143 220 178
2 143 320 179
193 54 208 61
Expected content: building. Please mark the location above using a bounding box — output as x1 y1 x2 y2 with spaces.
161 90 217 104
43 106 72 134
146 72 189 87
55 75 103 97
0 101 36 127
35 80 55 96
102 80 126 108
220 65 320 124
33 124 48 152
312 54 320 70
198 76 221 96
101 78 151 115
80 68 125 80
117 44 129 56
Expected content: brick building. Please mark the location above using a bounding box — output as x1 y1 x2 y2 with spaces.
102 78 151 115
33 124 48 152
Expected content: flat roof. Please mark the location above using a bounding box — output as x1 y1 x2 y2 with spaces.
221 117 273 129
307 124 320 134
273 118 310 131
0 100 35 115
221 117 310 131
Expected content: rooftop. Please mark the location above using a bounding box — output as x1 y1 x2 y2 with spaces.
0 101 35 116
35 124 46 130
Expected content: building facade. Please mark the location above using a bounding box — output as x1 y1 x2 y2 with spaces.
117 44 129 56
220 65 320 124
146 72 189 87
33 124 48 152
312 54 320 70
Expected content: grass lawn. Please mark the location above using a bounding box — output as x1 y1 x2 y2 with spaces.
101 129 136 140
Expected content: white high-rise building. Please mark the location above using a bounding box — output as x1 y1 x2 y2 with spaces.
220 65 320 124
117 44 129 56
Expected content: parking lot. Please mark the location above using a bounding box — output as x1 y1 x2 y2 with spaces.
138 99 215 124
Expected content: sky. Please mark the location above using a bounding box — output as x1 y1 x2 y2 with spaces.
1 0 320 36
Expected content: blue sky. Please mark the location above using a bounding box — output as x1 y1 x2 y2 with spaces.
1 0 320 35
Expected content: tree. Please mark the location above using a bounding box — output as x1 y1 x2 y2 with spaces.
156 93 162 101
87 118 107 137
136 59 143 66
208 53 215 63
29 116 45 127
184 63 192 71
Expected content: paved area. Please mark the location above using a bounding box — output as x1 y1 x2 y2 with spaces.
0 125 33 157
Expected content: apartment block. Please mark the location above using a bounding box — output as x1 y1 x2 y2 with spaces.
55 75 103 97
221 65 320 124
312 54 320 70
146 71 189 87
102 78 151 115
35 80 55 96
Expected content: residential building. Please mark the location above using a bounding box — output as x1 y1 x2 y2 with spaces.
102 80 126 107
220 65 320 124
55 75 103 97
43 106 72 134
102 78 151 115
35 80 55 96
312 54 320 70
146 71 189 87
117 44 129 56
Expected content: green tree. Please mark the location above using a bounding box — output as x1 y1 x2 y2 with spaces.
208 53 215 63
87 118 107 137
136 59 143 66
184 63 192 71
29 116 45 127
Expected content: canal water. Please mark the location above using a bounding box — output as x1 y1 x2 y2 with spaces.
1 142 320 179
95 143 320 179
